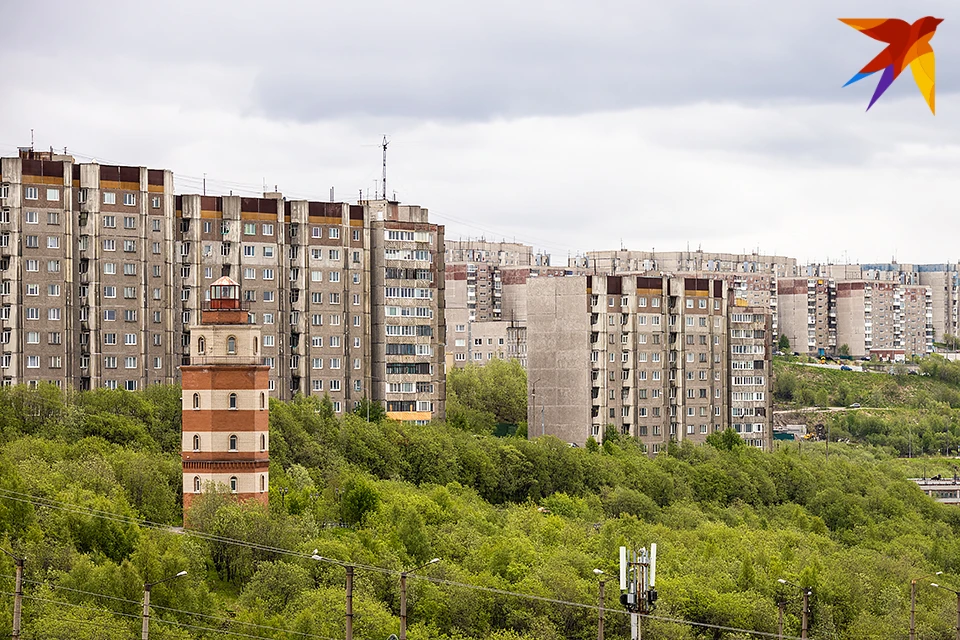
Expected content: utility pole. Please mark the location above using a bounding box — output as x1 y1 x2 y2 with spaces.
802 587 810 640
541 404 545 438
778 598 785 640
399 558 439 640
5 551 23 640
598 578 605 640
346 564 354 640
142 571 187 640
910 579 916 640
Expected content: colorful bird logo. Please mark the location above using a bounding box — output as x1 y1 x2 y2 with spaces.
840 17 943 114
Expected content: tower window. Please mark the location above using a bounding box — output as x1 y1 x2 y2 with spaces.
229 434 238 451
253 336 258 355
227 336 236 354
260 392 265 410
198 336 205 354
260 475 265 492
194 476 201 493
229 393 238 409
229 476 238 493
193 434 200 451
193 393 200 410
260 433 266 451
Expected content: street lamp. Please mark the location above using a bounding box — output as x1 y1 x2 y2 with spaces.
1 548 23 640
593 569 606 640
142 570 187 640
777 579 812 640
312 550 355 640
400 558 440 640
912 572 944 640
931 582 960 640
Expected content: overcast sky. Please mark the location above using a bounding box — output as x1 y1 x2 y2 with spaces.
1 0 956 265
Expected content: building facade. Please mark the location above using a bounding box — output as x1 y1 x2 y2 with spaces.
0 149 446 422
181 277 270 512
835 281 933 357
776 278 837 356
526 274 772 452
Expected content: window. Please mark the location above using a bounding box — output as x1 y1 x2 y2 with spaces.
26 307 39 320
26 332 39 344
25 211 38 224
329 227 340 239
262 268 274 280
152 198 161 210
260 393 266 411
47 259 61 272
243 246 255 257
123 240 136 252
198 336 206 354
48 308 61 321
46 236 59 249
227 336 236 354
262 223 274 236
26 284 38 296
104 286 116 298
104 356 117 369
24 187 38 201
26 356 39 369
229 476 238 493
229 393 237 410
125 357 137 369
123 193 136 206
47 212 60 225
103 239 116 251
25 235 38 248
25 260 38 272
244 222 257 236
124 333 137 345
193 394 200 410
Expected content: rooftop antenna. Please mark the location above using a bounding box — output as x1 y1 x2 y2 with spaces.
203 173 207 196
330 187 334 202
381 135 390 201
30 129 34 150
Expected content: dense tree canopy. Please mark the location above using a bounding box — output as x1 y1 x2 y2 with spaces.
1 382 960 638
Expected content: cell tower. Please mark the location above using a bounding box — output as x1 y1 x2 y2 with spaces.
619 544 658 639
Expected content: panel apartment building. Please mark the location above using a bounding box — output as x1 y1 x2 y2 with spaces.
570 250 796 337
779 273 933 358
0 149 446 422
526 274 771 453
444 239 560 369
810 262 957 343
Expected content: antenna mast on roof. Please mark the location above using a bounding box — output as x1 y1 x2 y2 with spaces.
382 135 390 201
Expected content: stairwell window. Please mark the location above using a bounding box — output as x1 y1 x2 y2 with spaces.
229 434 238 450
229 476 238 493
193 393 200 410
198 336 205 354
229 393 238 410
193 434 200 450
227 336 236 354
194 476 201 492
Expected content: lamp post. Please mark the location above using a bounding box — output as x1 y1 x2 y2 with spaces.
313 551 356 640
1 548 23 640
912 572 943 640
778 579 811 640
400 558 440 640
593 569 606 640
142 570 187 640
931 582 960 640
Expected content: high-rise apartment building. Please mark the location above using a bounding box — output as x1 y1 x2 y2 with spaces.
444 239 560 369
0 149 446 422
526 274 771 453
0 148 177 391
776 278 837 356
835 281 933 358
569 250 793 337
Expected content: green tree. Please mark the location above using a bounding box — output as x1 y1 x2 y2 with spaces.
340 476 380 526
777 334 791 352
839 343 851 356
239 560 311 613
706 427 746 451
353 396 387 422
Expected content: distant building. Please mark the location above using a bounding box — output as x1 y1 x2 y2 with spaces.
181 277 270 513
444 239 563 369
835 281 933 358
776 278 837 355
526 274 772 452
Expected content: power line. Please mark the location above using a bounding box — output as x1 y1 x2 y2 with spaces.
0 488 801 640
0 574 341 640
0 590 316 640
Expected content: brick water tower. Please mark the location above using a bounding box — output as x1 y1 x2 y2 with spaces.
181 276 270 514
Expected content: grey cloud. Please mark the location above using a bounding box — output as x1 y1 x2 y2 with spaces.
4 0 957 123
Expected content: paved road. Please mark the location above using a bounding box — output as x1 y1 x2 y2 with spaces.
792 362 865 372
773 406 896 415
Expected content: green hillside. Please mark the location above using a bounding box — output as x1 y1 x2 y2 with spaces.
2 385 960 638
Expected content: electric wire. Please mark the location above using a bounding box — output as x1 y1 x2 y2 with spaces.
0 574 342 640
0 487 803 639
0 590 318 640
